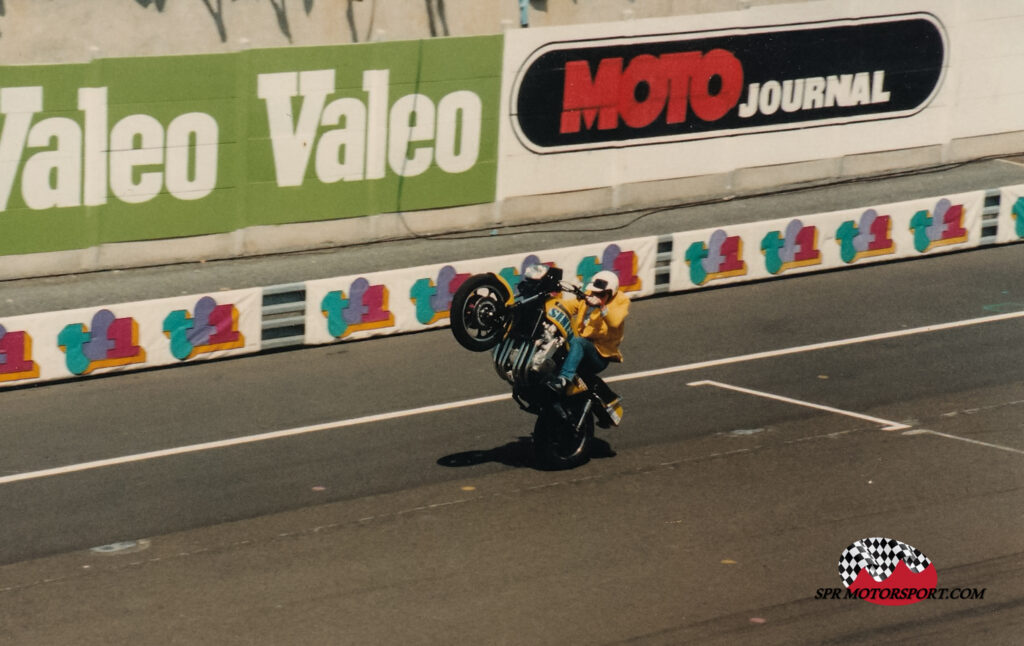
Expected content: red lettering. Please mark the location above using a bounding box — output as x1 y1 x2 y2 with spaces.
691 49 744 121
794 226 821 262
612 251 640 288
869 215 894 251
561 58 622 133
361 285 392 324
661 51 702 124
719 236 745 272
448 273 470 296
0 330 35 375
942 204 967 240
618 54 667 128
208 305 241 345
105 318 141 360
561 49 744 133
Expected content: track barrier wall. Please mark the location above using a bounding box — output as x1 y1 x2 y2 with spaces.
0 289 262 387
1 185 1019 389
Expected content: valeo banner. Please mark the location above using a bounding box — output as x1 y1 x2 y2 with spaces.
0 36 502 256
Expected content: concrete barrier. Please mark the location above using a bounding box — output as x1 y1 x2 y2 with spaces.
2 183 1019 389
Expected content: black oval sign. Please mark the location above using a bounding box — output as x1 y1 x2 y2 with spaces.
512 14 946 152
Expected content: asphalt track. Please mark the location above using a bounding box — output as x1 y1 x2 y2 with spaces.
1 236 1022 644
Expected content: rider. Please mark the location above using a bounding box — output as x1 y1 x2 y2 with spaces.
548 270 628 419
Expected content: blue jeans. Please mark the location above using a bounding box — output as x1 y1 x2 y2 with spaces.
558 337 609 381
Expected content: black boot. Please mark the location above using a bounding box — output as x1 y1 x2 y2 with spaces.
588 375 618 405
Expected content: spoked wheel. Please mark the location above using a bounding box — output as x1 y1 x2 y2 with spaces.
450 273 511 352
533 399 594 470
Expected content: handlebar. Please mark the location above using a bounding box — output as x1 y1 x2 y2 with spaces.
559 281 585 298
511 281 585 310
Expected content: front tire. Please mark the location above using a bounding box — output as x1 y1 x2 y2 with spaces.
450 273 510 352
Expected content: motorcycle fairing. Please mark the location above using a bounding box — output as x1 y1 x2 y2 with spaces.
490 272 516 307
544 297 576 348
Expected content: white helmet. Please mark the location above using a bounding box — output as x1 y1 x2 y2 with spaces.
586 270 619 297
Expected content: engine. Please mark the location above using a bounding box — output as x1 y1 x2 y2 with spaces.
492 321 564 385
529 323 564 376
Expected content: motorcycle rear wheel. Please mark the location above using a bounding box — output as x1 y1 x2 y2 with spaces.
450 273 511 352
533 403 594 470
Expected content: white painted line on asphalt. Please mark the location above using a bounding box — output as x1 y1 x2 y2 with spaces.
903 429 1024 455
687 380 912 431
2 311 1021 486
0 393 511 486
604 310 1024 383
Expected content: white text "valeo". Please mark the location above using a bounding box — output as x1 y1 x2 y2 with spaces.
257 69 483 187
0 87 218 212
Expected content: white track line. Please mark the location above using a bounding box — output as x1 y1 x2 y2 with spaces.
903 429 1024 455
604 310 1024 383
687 380 912 431
0 393 510 486
2 311 1022 485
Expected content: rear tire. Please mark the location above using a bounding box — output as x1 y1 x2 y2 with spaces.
533 402 593 470
450 273 511 352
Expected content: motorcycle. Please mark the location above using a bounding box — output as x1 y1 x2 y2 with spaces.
449 264 622 470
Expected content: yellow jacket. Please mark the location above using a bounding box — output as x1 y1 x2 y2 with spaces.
567 291 630 361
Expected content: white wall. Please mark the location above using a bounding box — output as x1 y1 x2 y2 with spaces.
0 0 809 64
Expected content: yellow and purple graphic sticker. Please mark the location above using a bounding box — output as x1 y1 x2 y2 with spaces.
577 244 643 294
761 219 822 275
321 278 396 340
836 208 896 264
909 198 968 253
163 296 245 361
684 229 747 286
58 310 146 375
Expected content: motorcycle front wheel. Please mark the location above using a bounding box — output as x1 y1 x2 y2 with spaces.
533 401 594 470
449 273 511 352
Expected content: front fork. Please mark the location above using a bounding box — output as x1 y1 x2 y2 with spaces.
549 393 592 431
574 398 594 432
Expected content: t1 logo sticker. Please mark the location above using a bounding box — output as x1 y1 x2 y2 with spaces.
58 310 146 375
761 219 822 275
320 278 395 340
163 296 246 360
684 230 746 286
909 198 968 253
410 266 470 325
835 209 896 264
0 325 40 382
577 244 642 293
1013 197 1024 239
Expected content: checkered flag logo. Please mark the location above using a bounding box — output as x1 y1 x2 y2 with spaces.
838 537 932 588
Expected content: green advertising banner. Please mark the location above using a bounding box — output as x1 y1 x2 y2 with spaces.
0 36 501 256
